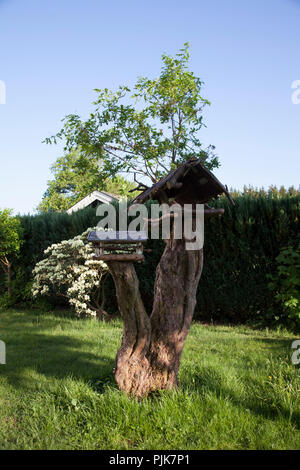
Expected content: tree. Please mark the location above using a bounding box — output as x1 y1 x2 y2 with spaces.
46 43 220 396
0 209 23 297
46 43 218 185
38 150 137 212
32 229 109 319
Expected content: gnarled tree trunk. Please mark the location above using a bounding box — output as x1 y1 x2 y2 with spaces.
108 237 203 397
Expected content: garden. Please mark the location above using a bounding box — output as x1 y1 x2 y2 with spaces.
0 40 299 451
0 309 299 450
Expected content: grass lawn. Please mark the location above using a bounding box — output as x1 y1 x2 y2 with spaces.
0 309 299 450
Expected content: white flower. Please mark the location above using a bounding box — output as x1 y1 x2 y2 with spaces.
31 227 108 318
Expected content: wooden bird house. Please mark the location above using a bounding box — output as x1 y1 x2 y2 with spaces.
88 159 234 262
132 158 235 206
88 231 147 262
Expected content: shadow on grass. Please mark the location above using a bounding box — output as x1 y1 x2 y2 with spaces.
250 336 296 349
3 329 117 393
181 359 300 430
2 311 299 427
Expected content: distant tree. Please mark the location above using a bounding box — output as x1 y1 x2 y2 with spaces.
38 150 137 212
229 185 300 199
0 209 23 297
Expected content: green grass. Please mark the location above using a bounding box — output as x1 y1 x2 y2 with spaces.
0 309 299 450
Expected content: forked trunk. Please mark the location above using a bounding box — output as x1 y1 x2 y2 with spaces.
108 238 203 397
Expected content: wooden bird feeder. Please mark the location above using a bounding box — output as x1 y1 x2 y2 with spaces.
88 231 148 262
86 159 235 397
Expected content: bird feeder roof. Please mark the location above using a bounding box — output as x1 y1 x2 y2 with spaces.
132 159 234 206
87 230 148 244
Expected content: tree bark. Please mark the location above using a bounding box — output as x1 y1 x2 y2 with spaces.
108 237 203 397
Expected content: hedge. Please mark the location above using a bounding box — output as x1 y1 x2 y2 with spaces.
2 191 299 325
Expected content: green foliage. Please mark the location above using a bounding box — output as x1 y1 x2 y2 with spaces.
0 292 15 309
15 208 101 306
0 208 97 306
38 149 137 212
0 209 23 297
197 191 300 324
1 189 299 328
230 185 299 199
0 209 22 264
0 310 299 449
45 43 218 185
268 244 300 330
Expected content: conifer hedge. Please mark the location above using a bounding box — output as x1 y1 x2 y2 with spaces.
2 191 299 325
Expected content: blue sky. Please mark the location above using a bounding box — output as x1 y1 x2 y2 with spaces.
0 0 299 214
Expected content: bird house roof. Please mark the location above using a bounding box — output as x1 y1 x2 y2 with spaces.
132 159 234 206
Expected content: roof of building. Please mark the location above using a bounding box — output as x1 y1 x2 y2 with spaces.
66 190 120 214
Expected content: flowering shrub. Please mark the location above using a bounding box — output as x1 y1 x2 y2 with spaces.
32 228 109 318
